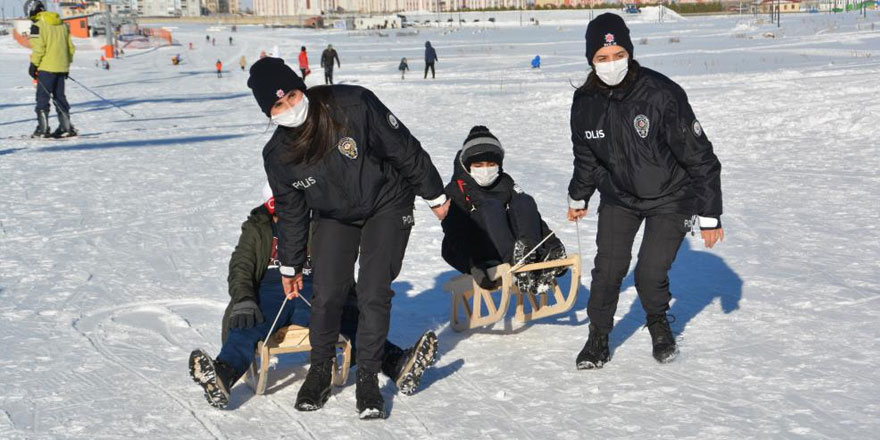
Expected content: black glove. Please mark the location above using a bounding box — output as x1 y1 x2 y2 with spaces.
28 63 38 79
470 266 500 290
62 71 69 79
229 299 264 330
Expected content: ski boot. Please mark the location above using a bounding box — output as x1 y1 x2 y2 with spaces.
382 330 438 396
355 368 385 419
51 110 77 139
294 360 334 411
576 324 610 370
512 239 538 294
535 242 567 294
188 349 240 409
647 314 678 363
31 110 51 138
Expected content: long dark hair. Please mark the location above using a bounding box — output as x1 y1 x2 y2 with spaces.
576 59 640 94
278 86 344 166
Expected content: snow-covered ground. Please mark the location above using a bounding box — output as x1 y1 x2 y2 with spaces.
2 10 879 439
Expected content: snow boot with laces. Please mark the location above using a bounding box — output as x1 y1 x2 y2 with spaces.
647 314 678 363
355 368 385 419
294 360 334 411
576 324 610 370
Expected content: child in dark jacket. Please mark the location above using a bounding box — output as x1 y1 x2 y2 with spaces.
441 126 566 294
399 57 409 80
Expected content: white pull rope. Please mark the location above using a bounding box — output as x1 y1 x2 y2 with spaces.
262 294 312 347
575 218 584 281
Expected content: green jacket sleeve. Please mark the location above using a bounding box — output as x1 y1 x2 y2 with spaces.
227 219 260 304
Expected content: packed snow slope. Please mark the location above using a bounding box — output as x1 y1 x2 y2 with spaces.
1 10 879 440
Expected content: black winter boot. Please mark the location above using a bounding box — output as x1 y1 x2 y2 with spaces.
647 314 678 363
355 368 385 419
295 360 334 411
536 242 567 294
51 110 77 139
576 324 610 370
512 239 538 294
32 110 50 138
382 331 438 395
189 349 240 409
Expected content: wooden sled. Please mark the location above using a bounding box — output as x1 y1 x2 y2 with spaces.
444 254 581 332
245 324 352 395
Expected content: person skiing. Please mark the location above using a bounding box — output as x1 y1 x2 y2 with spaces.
239 55 246 71
298 46 310 79
26 0 77 138
398 57 409 80
320 44 340 84
248 57 449 419
567 14 724 369
188 184 439 409
424 41 437 79
215 59 222 78
442 126 567 294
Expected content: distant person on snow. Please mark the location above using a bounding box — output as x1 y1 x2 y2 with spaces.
188 184 439 409
247 57 449 418
239 55 246 71
229 36 233 45
25 0 77 138
215 60 223 78
298 46 310 79
424 41 438 79
531 55 541 69
567 14 725 370
441 126 567 295
320 44 340 84
398 57 409 80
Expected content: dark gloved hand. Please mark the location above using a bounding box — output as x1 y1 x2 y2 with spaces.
28 63 38 79
229 299 264 330
62 71 69 79
470 266 500 290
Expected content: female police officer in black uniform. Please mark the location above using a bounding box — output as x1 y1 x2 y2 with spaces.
248 58 449 419
566 14 724 369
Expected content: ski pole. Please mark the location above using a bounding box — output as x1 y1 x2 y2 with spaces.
507 231 557 274
67 75 135 118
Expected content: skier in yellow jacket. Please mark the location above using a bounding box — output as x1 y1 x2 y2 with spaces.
26 0 77 138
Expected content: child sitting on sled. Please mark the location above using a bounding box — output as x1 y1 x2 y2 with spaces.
441 126 566 293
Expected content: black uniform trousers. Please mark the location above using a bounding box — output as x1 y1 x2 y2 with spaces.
308 207 412 372
588 202 690 334
424 62 435 79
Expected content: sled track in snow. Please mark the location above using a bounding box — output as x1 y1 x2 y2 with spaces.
73 299 227 440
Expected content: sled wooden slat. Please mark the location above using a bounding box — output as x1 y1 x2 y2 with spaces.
444 254 581 332
246 324 352 395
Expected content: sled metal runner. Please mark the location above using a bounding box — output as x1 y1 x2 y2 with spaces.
444 254 581 332
246 324 352 395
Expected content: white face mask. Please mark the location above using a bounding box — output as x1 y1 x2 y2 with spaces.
470 166 500 187
594 57 629 87
271 94 309 128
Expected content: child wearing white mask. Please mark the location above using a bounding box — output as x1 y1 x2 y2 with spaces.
441 126 566 295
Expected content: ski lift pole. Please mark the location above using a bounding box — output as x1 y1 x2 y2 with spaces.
67 75 135 118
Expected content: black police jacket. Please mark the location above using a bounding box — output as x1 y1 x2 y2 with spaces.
568 62 722 219
263 85 445 276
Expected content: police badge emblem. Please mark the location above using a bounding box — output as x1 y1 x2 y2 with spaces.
692 120 703 137
634 114 649 138
337 137 358 160
387 113 399 129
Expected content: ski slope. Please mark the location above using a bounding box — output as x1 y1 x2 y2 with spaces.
1 9 879 439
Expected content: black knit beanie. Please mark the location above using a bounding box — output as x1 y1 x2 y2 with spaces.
460 126 504 168
247 57 307 117
585 13 634 66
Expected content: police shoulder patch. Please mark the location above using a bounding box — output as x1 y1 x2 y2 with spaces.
387 113 399 129
633 114 650 139
692 120 703 137
337 137 358 160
